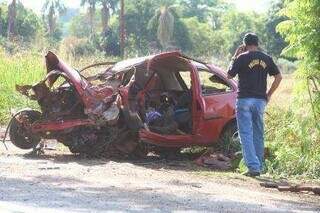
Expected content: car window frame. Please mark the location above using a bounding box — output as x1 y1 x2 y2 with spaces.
196 67 235 97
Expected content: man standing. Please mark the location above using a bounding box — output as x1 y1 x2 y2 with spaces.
228 33 282 177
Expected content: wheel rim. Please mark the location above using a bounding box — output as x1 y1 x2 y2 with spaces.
9 110 41 150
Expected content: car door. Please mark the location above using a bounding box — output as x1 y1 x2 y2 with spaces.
194 66 237 144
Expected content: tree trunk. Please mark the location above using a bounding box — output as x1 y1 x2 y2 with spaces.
120 0 125 58
89 4 96 35
101 2 110 34
48 6 55 36
7 0 17 40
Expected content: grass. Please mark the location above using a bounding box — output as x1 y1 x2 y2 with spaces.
0 51 45 123
0 50 118 125
264 75 320 179
265 107 320 179
267 74 294 108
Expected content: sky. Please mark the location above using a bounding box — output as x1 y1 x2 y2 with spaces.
1 0 271 14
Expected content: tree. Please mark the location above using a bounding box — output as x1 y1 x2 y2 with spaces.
42 0 66 38
264 0 287 57
0 7 2 36
16 4 43 42
179 0 218 22
218 9 265 57
98 0 118 33
81 0 98 35
7 0 16 40
124 0 157 54
147 1 191 52
119 0 124 57
69 14 92 38
0 2 42 42
277 0 320 122
181 17 218 58
152 5 175 50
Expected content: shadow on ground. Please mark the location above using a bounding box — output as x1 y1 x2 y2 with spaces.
20 149 212 172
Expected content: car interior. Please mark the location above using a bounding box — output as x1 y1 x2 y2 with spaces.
122 56 232 135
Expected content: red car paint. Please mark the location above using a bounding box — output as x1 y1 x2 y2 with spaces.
137 52 237 147
9 51 238 155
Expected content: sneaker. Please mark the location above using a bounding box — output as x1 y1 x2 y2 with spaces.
242 171 260 177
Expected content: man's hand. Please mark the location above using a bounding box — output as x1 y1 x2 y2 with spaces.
267 73 282 104
267 94 272 103
233 45 247 59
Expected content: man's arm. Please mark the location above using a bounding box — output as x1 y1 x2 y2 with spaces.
227 56 242 79
267 73 282 102
227 45 246 79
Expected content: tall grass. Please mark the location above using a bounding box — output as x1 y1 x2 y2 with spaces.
265 107 320 178
0 50 45 124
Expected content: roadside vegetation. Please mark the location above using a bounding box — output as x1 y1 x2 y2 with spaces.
0 0 319 179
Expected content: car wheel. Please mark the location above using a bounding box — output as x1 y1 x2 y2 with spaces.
218 121 241 156
9 110 42 150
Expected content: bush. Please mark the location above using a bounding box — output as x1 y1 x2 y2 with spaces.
59 36 97 59
265 107 320 178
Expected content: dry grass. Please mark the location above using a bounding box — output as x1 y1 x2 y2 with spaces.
268 74 294 108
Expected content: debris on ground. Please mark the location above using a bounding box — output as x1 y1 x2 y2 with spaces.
195 152 232 170
261 182 320 196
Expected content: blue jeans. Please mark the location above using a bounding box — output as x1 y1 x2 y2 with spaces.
236 98 266 173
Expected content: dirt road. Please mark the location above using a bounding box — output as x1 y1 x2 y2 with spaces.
0 142 319 213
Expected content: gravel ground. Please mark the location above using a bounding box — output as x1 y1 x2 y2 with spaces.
0 141 319 213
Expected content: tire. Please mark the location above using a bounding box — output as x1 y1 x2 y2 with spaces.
9 110 42 150
218 121 241 156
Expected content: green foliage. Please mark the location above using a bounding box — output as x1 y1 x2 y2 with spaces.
181 17 216 58
0 50 44 123
69 14 92 38
124 0 158 54
218 9 266 57
148 5 191 53
157 6 175 50
0 2 43 42
42 0 66 43
265 108 320 178
179 0 220 22
60 36 97 58
277 0 320 123
277 0 320 78
264 0 287 58
276 58 297 74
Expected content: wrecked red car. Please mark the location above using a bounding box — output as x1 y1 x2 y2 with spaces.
6 51 238 157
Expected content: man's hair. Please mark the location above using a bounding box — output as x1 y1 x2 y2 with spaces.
243 33 259 46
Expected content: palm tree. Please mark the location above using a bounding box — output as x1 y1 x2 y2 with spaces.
151 5 176 50
42 0 66 37
98 0 118 34
81 0 97 35
7 0 16 40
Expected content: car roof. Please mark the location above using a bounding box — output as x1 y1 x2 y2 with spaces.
111 55 154 73
111 52 226 76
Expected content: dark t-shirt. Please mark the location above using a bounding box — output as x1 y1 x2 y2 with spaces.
228 51 280 100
